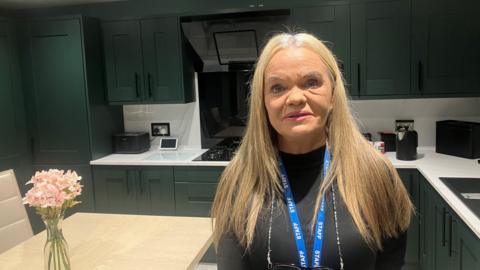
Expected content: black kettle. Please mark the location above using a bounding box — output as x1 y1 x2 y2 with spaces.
396 127 418 160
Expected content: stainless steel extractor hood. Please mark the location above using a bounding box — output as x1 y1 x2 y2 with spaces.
181 9 291 72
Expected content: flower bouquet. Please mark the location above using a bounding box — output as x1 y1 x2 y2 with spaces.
23 169 83 270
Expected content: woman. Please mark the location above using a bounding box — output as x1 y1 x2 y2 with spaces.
211 32 413 270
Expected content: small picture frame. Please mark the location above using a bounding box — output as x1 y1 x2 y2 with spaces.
151 122 170 136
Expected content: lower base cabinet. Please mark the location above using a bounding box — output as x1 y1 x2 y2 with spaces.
173 166 223 217
93 166 175 215
419 174 480 270
398 169 420 270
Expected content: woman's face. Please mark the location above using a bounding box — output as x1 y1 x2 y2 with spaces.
263 46 333 147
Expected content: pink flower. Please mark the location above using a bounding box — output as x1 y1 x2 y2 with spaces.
23 169 83 210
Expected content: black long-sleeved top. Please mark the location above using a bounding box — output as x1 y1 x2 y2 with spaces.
217 145 407 270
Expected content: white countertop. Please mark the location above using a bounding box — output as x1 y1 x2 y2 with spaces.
91 147 480 238
90 148 228 166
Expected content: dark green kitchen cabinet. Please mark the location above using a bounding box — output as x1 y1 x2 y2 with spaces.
456 221 480 270
418 174 434 270
397 169 420 270
351 0 411 96
292 4 351 90
411 0 480 95
137 167 176 215
102 16 195 104
19 16 124 165
0 21 28 163
174 166 223 217
418 173 480 270
93 166 175 215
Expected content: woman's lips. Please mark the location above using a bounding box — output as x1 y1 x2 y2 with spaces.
284 111 313 121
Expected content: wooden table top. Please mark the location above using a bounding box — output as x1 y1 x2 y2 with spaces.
0 213 214 270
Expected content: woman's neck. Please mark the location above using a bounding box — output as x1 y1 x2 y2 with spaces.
278 133 326 154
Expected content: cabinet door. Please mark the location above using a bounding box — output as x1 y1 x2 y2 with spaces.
102 20 144 102
174 166 223 217
419 175 434 270
351 0 410 96
412 0 480 95
174 182 218 217
397 169 419 268
26 19 90 164
0 22 27 162
293 5 351 92
456 221 480 270
141 17 184 103
93 166 137 214
431 190 456 270
137 167 175 215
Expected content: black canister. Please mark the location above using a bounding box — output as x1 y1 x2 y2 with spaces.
396 128 418 160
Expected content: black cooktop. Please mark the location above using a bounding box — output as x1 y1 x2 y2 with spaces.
439 177 480 220
193 137 241 161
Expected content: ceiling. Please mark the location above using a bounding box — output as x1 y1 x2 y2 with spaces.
0 0 125 10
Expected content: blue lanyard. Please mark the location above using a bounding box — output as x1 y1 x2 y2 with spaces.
278 146 330 268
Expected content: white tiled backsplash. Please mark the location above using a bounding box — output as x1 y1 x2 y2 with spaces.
124 93 480 149
351 97 480 146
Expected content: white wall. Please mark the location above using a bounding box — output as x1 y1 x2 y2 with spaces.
124 93 480 148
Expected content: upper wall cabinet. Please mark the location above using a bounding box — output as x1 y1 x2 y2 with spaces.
19 16 123 164
411 0 480 95
351 0 411 96
102 16 196 104
292 4 351 94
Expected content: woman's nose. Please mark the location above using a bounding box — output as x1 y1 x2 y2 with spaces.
285 87 307 106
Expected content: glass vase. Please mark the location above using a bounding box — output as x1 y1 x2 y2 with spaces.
43 215 71 270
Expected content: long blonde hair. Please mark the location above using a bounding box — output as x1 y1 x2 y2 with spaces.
211 32 413 251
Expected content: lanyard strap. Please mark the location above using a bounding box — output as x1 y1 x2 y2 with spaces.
278 145 330 268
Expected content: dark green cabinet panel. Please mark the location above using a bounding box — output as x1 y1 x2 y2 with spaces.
419 173 480 270
174 182 218 217
102 17 195 104
93 167 137 214
174 166 224 183
431 191 455 270
93 166 175 215
26 19 90 164
411 0 480 95
456 222 480 270
418 175 434 270
102 20 143 102
173 166 224 217
351 0 411 96
292 5 351 90
141 17 184 102
137 167 175 215
0 22 28 162
20 16 123 165
397 169 420 269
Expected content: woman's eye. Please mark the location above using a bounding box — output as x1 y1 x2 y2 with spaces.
306 78 319 88
271 84 285 93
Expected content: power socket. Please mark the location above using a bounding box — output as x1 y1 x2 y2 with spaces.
151 122 170 136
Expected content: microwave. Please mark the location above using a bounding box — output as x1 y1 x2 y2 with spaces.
436 120 480 159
